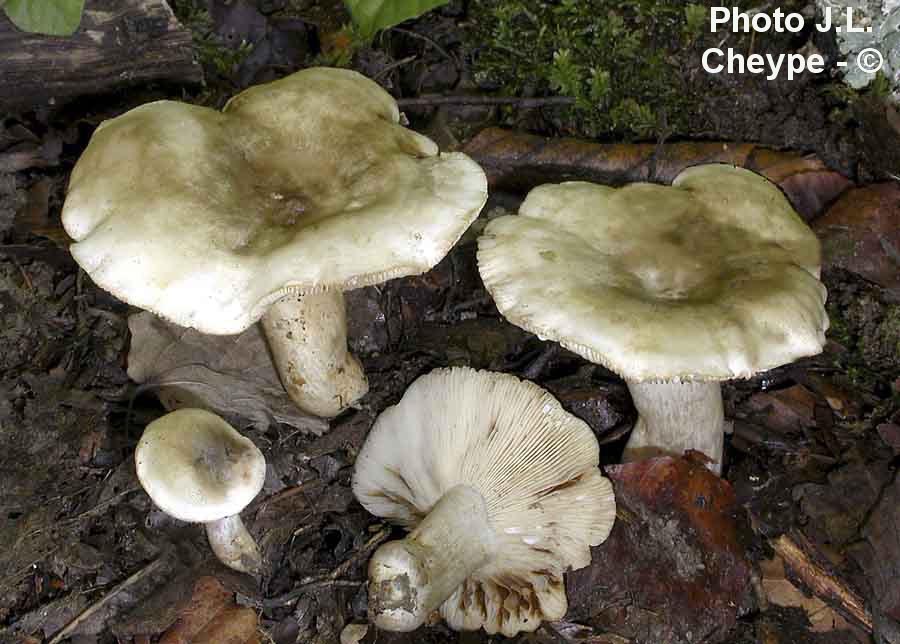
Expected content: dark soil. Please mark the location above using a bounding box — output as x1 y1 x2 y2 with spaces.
1 1 898 643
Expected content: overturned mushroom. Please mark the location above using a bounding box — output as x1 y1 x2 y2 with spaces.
477 165 828 474
62 67 487 417
353 367 616 636
135 409 266 574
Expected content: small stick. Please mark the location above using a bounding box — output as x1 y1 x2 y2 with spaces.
260 527 391 609
47 556 166 644
771 532 872 632
397 95 575 109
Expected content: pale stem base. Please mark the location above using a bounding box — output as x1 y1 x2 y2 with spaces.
261 290 368 418
622 380 725 475
368 485 497 631
205 514 262 574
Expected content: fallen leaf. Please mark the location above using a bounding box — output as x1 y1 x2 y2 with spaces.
745 385 818 434
815 182 900 298
127 312 328 435
772 533 872 632
566 457 753 643
191 606 259 644
463 128 852 220
159 577 234 644
876 423 900 454
851 476 900 624
761 555 851 632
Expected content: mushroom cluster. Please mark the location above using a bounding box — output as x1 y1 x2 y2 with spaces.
62 66 487 418
477 165 829 474
353 367 616 636
60 60 835 638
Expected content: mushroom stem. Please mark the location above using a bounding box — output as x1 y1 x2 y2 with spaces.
204 514 263 574
368 485 498 631
261 290 369 417
622 381 725 475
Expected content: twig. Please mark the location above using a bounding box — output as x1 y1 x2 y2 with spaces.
261 579 364 608
390 27 456 67
373 55 417 81
771 532 873 632
260 527 391 609
396 95 576 109
26 487 141 539
47 555 166 644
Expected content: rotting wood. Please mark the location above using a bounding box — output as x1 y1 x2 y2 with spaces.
462 127 853 220
0 0 201 113
771 531 873 632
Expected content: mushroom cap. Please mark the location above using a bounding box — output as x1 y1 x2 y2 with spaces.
62 67 487 334
353 367 615 635
477 165 829 382
135 408 266 523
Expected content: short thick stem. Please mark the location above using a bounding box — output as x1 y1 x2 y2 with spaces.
205 514 262 574
368 485 497 631
261 290 368 418
622 381 725 475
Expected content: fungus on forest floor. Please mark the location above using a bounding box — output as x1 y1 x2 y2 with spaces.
353 367 616 636
62 67 487 417
477 165 829 474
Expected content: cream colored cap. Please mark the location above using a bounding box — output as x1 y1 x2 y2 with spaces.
353 367 615 635
135 409 266 523
62 67 487 334
477 165 828 382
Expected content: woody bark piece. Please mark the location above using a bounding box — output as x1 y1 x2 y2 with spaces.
0 0 201 113
771 532 873 632
462 128 852 221
566 456 754 644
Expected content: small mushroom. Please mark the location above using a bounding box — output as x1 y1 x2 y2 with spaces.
135 408 266 574
477 165 828 474
61 67 487 417
353 367 616 636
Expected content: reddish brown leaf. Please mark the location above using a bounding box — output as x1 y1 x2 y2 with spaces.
745 385 819 434
814 182 900 297
158 577 233 644
566 457 753 643
462 128 851 220
191 607 259 644
876 423 900 454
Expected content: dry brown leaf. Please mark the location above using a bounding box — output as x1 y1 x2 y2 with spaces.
191 606 259 644
814 182 900 298
159 577 234 644
761 555 852 632
772 533 872 632
127 311 328 435
462 128 852 221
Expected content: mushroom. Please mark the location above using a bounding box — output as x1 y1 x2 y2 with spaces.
135 408 266 574
477 165 828 474
61 67 487 418
352 367 616 636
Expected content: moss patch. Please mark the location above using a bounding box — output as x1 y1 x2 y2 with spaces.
467 0 721 138
825 269 900 394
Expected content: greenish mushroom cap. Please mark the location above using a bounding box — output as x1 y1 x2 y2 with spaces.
477 165 828 382
62 67 487 334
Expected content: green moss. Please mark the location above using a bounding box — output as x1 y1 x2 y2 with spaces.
170 0 255 105
467 0 714 138
826 286 900 392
